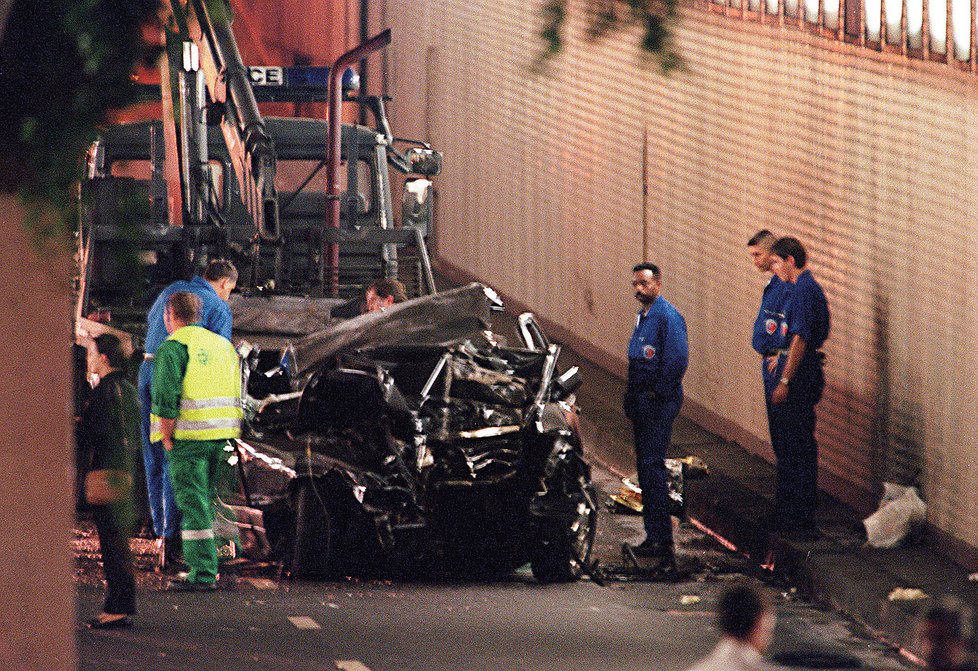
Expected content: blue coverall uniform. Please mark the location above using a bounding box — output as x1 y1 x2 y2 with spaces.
753 276 791 470
138 276 233 539
624 296 689 547
769 269 830 530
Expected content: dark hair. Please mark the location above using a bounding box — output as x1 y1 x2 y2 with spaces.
632 262 661 279
94 334 127 369
770 236 807 268
367 278 408 303
717 583 770 640
167 291 202 324
924 599 974 644
203 258 238 284
747 230 776 247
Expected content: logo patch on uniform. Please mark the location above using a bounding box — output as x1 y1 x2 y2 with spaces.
643 345 656 359
196 350 209 366
765 319 777 335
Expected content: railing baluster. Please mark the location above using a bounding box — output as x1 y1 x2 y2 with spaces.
923 0 931 56
968 0 975 69
902 0 908 54
944 0 954 60
861 0 868 45
882 0 889 45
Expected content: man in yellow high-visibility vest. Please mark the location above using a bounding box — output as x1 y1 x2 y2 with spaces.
150 291 242 591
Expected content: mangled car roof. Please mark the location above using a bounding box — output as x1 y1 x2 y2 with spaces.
291 283 492 376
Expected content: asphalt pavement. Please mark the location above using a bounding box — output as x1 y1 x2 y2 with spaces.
558 339 978 663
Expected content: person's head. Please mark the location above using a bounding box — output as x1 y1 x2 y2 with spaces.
717 583 776 653
164 291 202 334
203 259 238 301
631 262 662 307
87 334 127 378
747 229 778 273
920 599 973 669
365 278 407 312
769 236 807 283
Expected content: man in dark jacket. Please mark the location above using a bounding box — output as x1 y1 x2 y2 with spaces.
77 334 140 628
624 262 689 559
768 237 830 539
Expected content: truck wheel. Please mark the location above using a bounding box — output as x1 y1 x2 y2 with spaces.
530 470 597 584
289 479 337 578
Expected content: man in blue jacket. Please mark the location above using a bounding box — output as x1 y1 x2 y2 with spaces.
624 263 689 559
138 259 237 568
747 230 792 502
769 237 830 539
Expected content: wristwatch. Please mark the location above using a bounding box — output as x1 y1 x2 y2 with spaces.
779 376 790 386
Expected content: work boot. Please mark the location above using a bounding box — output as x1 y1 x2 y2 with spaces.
630 539 674 559
165 577 217 592
159 536 184 572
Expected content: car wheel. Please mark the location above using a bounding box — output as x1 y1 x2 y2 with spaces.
530 463 598 584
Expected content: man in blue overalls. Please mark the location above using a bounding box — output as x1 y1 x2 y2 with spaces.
747 230 792 508
624 263 689 559
139 259 237 568
768 237 830 540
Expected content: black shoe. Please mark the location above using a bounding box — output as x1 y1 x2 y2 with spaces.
631 539 674 558
156 537 186 573
165 578 217 592
86 615 133 629
164 536 183 565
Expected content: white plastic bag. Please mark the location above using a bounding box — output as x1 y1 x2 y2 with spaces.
863 484 926 549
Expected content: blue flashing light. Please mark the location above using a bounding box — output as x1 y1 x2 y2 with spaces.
283 66 328 87
282 66 360 93
341 67 360 93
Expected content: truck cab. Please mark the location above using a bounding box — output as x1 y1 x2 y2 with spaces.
76 114 439 345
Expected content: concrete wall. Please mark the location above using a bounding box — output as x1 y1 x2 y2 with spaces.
0 196 74 670
380 0 978 555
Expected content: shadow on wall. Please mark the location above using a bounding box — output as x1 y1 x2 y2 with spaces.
871 282 925 494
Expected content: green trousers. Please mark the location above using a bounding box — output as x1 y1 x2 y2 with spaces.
168 439 227 584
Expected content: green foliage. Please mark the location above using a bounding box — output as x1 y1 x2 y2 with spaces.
541 0 567 55
539 0 681 72
0 0 161 252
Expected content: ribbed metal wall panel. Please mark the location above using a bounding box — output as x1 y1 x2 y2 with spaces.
383 0 978 550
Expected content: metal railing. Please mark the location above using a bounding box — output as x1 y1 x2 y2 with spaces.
700 0 978 72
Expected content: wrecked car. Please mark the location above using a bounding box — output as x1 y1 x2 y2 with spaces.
228 283 597 583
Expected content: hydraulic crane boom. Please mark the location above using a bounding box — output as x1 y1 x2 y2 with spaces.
163 0 279 242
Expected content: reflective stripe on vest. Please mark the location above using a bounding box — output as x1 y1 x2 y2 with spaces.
182 528 215 541
149 325 242 442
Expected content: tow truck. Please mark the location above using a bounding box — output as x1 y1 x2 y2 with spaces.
75 0 442 342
